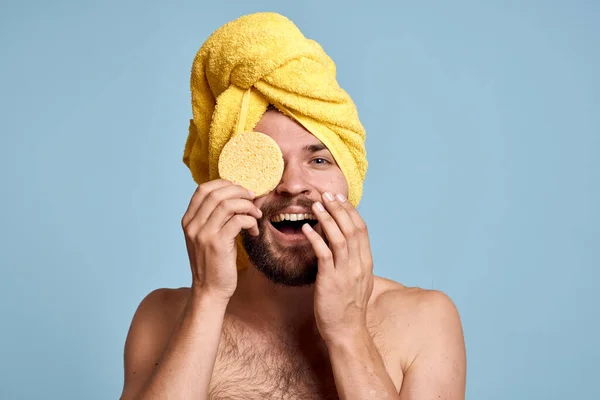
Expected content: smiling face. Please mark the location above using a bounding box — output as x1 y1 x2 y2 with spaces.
241 108 349 286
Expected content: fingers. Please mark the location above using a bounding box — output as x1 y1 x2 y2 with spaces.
302 223 334 274
320 192 361 262
327 192 372 270
182 179 233 228
182 180 262 248
344 201 373 271
222 214 259 238
203 198 262 234
311 199 348 269
188 181 257 229
308 191 372 273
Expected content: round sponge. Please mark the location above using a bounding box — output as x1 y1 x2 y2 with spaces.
218 131 284 196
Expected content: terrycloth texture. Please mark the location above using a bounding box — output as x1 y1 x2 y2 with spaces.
182 12 368 270
183 11 368 206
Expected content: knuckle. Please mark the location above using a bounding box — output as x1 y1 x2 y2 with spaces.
206 239 220 252
184 222 198 237
195 230 208 244
357 221 368 234
332 237 347 249
205 189 222 204
217 199 233 214
205 190 216 203
351 270 363 281
197 184 210 198
230 214 246 226
321 250 333 262
322 214 334 224
202 232 219 247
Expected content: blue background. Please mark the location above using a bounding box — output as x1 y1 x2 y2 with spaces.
1 1 598 399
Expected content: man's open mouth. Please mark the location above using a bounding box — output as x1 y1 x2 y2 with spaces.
269 213 319 235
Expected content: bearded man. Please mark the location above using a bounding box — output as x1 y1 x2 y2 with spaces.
120 12 466 400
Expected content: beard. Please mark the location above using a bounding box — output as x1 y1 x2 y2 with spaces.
241 196 320 287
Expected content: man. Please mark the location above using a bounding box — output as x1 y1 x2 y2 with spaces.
120 12 466 400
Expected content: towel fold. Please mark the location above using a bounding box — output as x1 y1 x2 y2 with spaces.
183 11 368 206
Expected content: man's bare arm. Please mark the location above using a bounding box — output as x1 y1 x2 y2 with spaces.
327 290 466 400
326 328 400 399
398 291 466 400
119 181 261 399
120 288 228 400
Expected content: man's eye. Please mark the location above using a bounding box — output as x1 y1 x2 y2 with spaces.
312 158 329 165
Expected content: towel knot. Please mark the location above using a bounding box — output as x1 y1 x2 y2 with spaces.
184 11 368 207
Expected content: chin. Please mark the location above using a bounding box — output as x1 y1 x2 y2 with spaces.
241 229 319 287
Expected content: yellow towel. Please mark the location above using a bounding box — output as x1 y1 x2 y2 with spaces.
182 12 368 268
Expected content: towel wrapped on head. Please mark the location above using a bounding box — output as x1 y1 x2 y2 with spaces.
183 11 368 205
182 12 368 268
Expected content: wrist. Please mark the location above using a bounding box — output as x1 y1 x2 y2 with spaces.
189 286 231 311
323 326 371 350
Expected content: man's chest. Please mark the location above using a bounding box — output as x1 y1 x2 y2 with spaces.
208 361 338 400
205 319 404 399
207 324 339 400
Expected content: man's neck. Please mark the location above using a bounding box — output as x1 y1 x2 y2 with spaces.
230 266 318 333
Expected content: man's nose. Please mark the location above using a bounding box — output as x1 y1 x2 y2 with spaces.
275 164 311 197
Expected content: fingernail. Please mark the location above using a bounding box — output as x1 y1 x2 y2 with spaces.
303 223 314 232
336 193 347 203
323 192 335 201
315 202 325 212
248 190 255 198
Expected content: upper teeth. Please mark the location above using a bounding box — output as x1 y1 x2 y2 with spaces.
271 213 316 222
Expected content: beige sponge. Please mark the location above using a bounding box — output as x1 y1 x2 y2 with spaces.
218 131 284 196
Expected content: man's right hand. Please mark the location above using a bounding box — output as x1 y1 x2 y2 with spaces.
181 179 262 301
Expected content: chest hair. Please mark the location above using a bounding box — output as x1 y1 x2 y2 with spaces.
208 317 339 400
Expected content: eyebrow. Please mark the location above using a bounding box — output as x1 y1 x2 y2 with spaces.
303 143 328 153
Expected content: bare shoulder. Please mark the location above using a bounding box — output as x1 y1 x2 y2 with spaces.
368 277 465 368
120 287 191 399
124 286 191 357
143 286 190 315
370 276 461 323
369 280 466 397
128 286 191 335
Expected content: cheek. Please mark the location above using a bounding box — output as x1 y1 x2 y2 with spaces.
335 173 349 196
314 170 348 196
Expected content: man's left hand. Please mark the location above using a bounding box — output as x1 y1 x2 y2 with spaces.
301 192 375 344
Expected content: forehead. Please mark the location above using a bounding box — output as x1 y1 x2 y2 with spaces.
255 110 326 152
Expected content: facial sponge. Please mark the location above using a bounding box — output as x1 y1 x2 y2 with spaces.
218 130 284 196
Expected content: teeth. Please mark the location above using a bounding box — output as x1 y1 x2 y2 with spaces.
271 213 316 222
